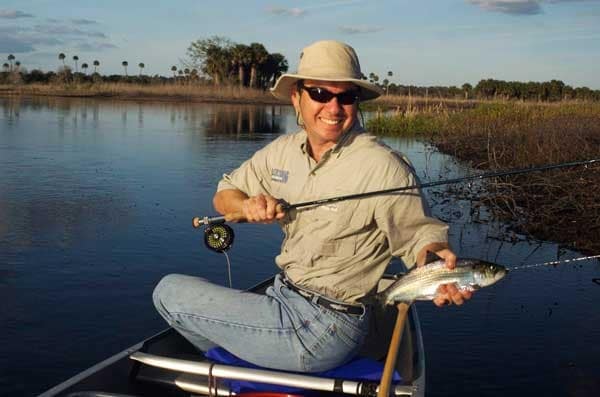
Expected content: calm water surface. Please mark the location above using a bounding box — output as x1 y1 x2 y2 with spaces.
1 97 599 397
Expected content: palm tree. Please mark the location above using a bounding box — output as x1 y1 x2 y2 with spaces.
138 62 145 76
81 63 89 75
262 53 288 87
248 43 268 88
171 65 177 79
93 60 100 73
122 61 128 76
14 61 21 72
2 63 9 72
58 53 66 67
72 55 79 72
231 44 251 87
203 45 231 86
7 54 15 71
386 71 393 95
462 83 473 100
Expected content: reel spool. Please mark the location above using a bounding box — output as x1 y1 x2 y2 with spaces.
204 223 235 253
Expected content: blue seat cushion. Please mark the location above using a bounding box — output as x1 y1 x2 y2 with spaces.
205 347 401 395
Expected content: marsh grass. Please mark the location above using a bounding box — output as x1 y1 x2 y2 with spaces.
371 101 600 253
437 102 600 253
0 83 281 104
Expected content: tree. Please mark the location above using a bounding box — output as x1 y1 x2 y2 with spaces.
261 52 288 88
122 61 128 76
138 62 145 76
2 63 9 72
7 54 15 71
14 61 21 72
81 63 88 74
171 65 177 78
58 53 66 67
461 83 472 99
72 55 79 72
186 36 233 85
248 42 268 88
231 43 252 87
93 60 100 73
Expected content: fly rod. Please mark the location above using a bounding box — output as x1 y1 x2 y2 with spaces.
192 158 600 252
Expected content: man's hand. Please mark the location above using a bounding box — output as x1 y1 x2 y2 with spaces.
242 193 286 223
416 242 473 307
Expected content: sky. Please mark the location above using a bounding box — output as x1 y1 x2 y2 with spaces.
1 0 599 89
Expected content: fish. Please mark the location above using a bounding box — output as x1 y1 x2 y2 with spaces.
375 258 507 306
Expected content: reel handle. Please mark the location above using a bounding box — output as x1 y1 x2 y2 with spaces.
192 200 289 227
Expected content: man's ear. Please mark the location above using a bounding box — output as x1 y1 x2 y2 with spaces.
291 86 300 111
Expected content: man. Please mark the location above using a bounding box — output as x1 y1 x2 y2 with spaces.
153 40 471 373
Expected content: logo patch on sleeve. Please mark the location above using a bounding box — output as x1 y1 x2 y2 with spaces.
271 168 289 183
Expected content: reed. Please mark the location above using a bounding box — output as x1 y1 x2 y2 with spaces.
370 101 600 253
0 82 281 104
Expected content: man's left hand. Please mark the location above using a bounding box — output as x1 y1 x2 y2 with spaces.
416 242 473 307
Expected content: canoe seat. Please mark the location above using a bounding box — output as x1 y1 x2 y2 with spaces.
204 347 401 395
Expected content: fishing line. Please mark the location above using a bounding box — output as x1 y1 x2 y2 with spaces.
507 254 600 271
223 251 233 288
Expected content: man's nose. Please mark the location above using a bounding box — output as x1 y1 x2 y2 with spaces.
324 96 343 111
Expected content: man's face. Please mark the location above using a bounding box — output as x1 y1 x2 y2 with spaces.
291 80 359 147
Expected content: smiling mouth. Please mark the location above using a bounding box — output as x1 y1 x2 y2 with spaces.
319 117 343 125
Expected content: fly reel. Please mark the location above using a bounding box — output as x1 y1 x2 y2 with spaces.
203 223 235 253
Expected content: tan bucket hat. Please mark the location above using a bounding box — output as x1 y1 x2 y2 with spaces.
270 40 383 102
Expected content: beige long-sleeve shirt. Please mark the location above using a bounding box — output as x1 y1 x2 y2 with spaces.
217 127 448 303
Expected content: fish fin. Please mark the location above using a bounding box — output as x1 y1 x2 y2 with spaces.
364 292 410 307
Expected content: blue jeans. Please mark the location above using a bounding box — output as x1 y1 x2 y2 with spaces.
152 273 370 372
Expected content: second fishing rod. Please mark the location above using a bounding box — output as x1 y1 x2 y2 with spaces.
192 158 600 252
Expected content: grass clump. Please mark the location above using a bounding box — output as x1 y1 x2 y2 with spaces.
366 105 449 136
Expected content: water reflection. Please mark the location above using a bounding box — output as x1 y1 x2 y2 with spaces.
203 104 285 136
0 97 288 141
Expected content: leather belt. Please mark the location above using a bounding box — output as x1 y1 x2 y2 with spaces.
281 277 365 316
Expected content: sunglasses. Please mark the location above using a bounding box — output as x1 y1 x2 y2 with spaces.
298 83 360 105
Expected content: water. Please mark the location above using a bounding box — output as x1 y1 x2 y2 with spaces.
1 97 599 396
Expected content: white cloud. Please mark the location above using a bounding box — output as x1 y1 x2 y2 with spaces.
266 6 306 17
338 25 383 34
0 9 34 18
467 0 593 15
71 18 99 25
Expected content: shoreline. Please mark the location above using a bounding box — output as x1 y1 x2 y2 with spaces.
0 83 481 109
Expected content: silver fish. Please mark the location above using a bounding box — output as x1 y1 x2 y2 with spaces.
376 258 507 305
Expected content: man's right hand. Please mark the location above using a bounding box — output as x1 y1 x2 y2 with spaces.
242 194 286 223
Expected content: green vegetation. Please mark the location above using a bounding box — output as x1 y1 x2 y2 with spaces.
367 106 448 136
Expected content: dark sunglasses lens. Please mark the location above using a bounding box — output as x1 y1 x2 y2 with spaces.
306 87 334 103
337 91 359 105
305 87 358 105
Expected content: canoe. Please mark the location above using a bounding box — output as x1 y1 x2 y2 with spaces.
39 275 425 397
